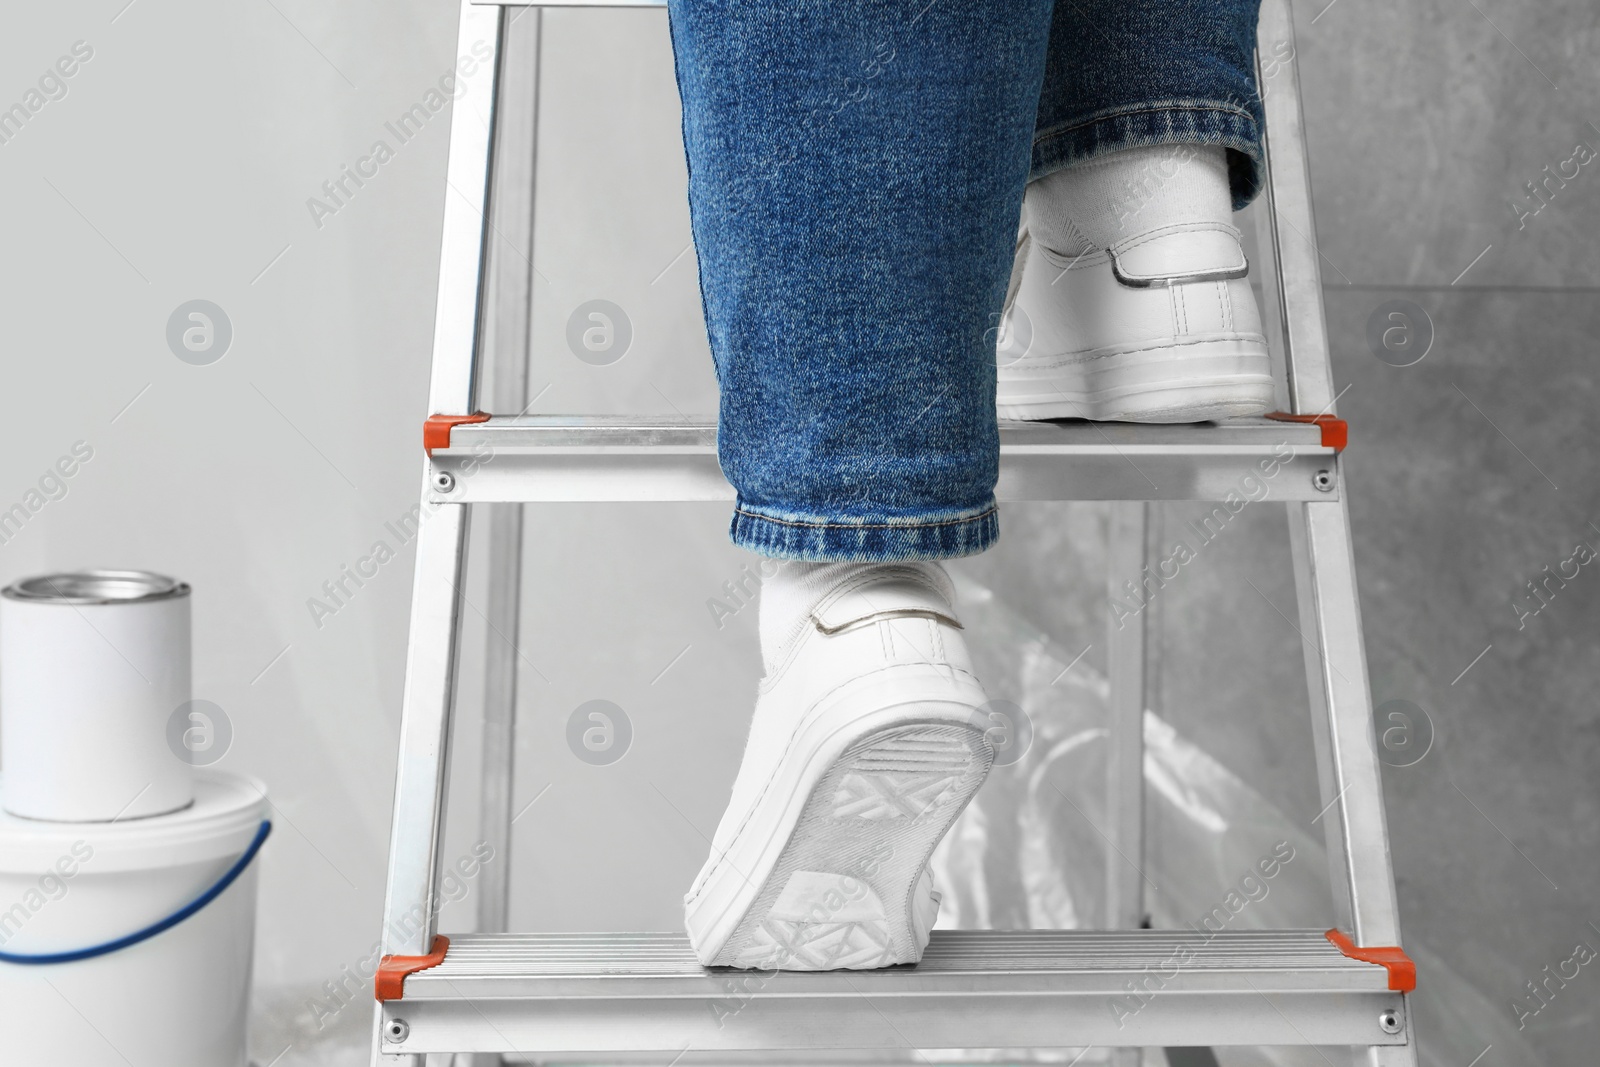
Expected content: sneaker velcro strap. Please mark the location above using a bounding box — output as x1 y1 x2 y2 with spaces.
1109 222 1248 288
811 575 962 636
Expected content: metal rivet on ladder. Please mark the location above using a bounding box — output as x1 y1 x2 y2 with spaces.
1313 469 1335 492
1378 1007 1403 1034
433 471 456 494
384 1018 410 1043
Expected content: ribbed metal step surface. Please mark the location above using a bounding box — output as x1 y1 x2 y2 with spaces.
427 415 1340 504
381 930 1404 1055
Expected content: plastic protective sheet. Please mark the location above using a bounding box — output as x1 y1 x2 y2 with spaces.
925 576 1542 1067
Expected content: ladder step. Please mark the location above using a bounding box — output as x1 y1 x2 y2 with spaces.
381 929 1404 1054
428 415 1340 503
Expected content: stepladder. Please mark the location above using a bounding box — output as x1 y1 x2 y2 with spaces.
370 0 1420 1064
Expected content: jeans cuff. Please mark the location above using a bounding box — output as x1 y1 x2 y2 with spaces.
1031 100 1265 210
729 498 999 562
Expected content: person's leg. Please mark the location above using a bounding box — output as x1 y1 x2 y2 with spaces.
668 0 1053 562
666 0 1054 970
1031 0 1265 203
998 0 1276 423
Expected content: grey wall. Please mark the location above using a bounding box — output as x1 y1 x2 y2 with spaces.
972 3 1600 1062
0 1 1594 1065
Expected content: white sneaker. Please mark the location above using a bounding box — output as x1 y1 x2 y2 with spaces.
996 221 1275 423
684 564 993 970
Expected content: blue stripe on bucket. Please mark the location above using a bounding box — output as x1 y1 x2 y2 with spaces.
0 819 272 965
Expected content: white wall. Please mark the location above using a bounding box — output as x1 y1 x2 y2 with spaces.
0 3 744 1062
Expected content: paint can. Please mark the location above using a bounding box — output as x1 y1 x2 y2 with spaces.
1 570 194 822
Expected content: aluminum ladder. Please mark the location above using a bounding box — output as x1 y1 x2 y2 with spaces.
370 0 1419 1062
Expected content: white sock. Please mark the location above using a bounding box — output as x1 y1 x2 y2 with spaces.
757 560 955 669
1026 143 1234 255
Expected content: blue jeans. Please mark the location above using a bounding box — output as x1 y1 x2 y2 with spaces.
668 0 1264 561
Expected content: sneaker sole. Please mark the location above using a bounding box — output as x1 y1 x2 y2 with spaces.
998 335 1275 423
699 718 991 970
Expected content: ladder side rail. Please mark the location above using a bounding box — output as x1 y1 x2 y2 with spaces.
379 0 505 966
1288 501 1403 948
1106 503 1151 1067
1258 0 1406 951
462 15 542 1065
476 3 543 952
1247 206 1294 413
1251 4 1293 414
373 504 475 1067
1105 501 1149 934
374 4 509 1064
1254 0 1335 417
428 1 509 415
1245 99 1292 414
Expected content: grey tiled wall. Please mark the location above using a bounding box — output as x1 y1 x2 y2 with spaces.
975 1 1600 1059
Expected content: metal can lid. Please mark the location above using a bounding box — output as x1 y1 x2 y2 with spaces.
2 569 191 605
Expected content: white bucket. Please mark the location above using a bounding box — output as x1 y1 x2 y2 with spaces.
1 569 194 821
0 770 267 1067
